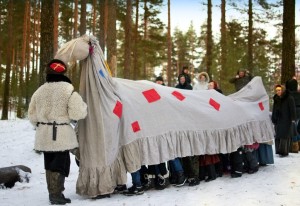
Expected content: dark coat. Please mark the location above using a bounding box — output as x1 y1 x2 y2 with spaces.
175 83 192 90
272 91 296 139
178 71 191 85
229 75 252 91
175 75 193 90
289 91 300 119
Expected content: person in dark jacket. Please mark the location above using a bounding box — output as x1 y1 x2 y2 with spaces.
272 84 296 157
176 74 193 90
286 78 300 153
229 69 252 91
178 66 192 85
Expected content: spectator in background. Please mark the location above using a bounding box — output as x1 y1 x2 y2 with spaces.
176 74 192 90
155 76 165 86
178 66 192 85
286 78 300 153
272 84 296 157
229 69 252 91
194 72 210 90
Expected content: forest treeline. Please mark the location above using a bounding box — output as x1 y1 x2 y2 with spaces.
0 0 298 119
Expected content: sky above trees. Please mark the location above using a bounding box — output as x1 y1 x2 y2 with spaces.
158 0 300 39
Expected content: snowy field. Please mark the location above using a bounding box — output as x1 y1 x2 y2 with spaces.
1 119 300 206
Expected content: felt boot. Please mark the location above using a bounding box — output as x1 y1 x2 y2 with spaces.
46 171 70 205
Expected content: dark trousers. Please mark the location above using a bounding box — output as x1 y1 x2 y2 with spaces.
230 148 243 174
182 156 199 179
44 151 70 177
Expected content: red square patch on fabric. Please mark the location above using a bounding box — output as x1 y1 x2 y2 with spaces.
258 102 264 111
209 98 220 111
131 121 141 133
172 91 185 101
142 88 161 103
113 100 122 118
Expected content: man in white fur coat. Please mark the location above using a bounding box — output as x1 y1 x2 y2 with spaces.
28 59 87 205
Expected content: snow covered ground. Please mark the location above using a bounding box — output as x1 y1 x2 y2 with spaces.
1 119 300 206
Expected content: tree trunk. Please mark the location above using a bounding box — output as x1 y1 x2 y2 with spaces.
107 0 117 76
167 0 172 86
39 0 54 86
133 0 139 80
17 0 30 118
73 0 78 38
80 0 87 36
1 0 14 120
206 0 212 78
281 0 295 84
92 0 96 35
143 0 148 79
53 0 59 55
99 0 106 51
124 0 132 79
220 0 227 89
247 0 253 74
0 165 31 188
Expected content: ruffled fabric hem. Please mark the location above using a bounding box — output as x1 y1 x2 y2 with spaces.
76 119 274 197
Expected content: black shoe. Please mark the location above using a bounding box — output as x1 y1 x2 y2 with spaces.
205 177 216 182
169 173 178 185
231 171 242 178
61 194 71 203
176 172 187 187
259 163 267 166
188 178 200 186
114 184 127 194
141 174 152 190
155 175 166 190
92 194 110 199
123 185 144 196
248 166 259 174
49 194 70 205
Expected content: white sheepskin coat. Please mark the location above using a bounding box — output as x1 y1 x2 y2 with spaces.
28 82 87 152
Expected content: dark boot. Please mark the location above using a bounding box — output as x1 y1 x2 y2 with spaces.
46 171 70 205
169 172 178 185
199 165 206 181
154 174 167 190
205 164 216 182
244 152 259 174
175 171 187 187
123 185 144 196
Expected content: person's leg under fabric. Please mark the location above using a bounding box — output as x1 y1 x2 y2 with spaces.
187 156 200 186
243 148 259 174
205 164 217 182
153 164 166 190
139 165 151 189
170 158 187 187
168 160 177 185
123 170 144 196
230 147 243 178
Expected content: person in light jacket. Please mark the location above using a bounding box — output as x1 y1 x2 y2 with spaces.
28 59 87 205
193 72 210 90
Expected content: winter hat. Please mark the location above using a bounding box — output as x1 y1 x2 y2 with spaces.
155 76 164 82
285 79 298 92
46 59 67 75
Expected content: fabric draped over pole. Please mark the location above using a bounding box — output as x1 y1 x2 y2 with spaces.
54 35 274 197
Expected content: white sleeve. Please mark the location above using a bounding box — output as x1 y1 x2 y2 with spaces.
68 92 88 121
